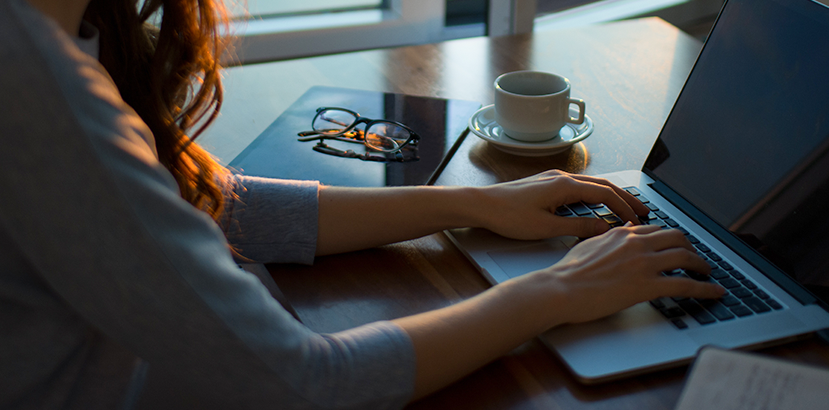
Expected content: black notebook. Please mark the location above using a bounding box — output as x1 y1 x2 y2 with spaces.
229 86 481 187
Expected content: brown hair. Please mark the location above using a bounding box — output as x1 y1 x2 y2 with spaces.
83 0 230 221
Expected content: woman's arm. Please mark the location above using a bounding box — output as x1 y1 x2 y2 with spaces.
395 224 725 400
319 171 724 400
316 170 651 255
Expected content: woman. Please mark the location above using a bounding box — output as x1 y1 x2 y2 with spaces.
0 0 724 408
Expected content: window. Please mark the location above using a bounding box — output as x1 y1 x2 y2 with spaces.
534 0 724 34
230 0 683 64
445 0 538 37
231 0 383 19
228 0 446 64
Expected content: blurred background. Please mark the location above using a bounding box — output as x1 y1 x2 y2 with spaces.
229 0 724 63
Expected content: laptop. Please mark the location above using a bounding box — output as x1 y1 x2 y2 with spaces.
447 0 829 384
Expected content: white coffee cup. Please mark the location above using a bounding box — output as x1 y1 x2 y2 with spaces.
494 71 586 142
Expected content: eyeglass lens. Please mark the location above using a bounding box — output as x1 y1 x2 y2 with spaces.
312 109 355 135
312 109 412 153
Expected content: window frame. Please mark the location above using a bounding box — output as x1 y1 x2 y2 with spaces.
228 0 446 64
488 0 537 36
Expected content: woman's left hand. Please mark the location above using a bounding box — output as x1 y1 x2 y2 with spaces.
471 170 650 241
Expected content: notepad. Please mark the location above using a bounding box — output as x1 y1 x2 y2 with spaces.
675 347 829 410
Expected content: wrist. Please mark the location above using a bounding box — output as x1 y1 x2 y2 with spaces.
498 268 573 334
453 184 508 230
433 185 490 230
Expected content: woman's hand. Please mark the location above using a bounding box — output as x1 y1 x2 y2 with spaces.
473 170 650 241
394 223 724 401
523 223 725 326
316 169 648 255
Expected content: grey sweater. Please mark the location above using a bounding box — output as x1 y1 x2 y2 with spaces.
0 0 415 408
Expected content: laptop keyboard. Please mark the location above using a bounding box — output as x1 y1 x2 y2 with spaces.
554 186 784 330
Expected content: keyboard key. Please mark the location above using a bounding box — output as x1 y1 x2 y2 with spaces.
677 227 689 235
730 271 746 280
719 294 742 306
695 243 712 253
718 278 741 289
568 202 593 216
754 289 770 299
555 206 573 216
743 296 771 313
672 319 688 329
650 219 668 228
740 280 758 290
719 261 734 270
660 307 686 318
664 218 679 228
698 299 736 321
650 299 666 309
708 253 723 262
603 215 624 227
730 304 754 317
710 268 729 280
767 299 783 310
731 287 754 299
586 203 605 209
686 235 700 244
678 300 716 325
685 270 711 282
594 207 613 217
624 187 642 196
654 210 669 219
646 203 660 211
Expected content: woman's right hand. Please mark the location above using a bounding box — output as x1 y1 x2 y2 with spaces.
523 223 725 327
393 224 725 401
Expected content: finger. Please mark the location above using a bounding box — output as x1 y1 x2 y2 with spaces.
558 179 643 225
568 174 645 208
568 175 650 217
639 228 696 252
533 169 566 179
626 223 662 234
553 211 661 239
656 276 726 300
550 216 610 238
650 247 712 275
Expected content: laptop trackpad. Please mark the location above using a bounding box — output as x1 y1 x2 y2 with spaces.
488 240 572 279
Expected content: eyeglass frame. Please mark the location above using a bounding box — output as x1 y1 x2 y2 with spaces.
308 140 419 162
297 107 421 158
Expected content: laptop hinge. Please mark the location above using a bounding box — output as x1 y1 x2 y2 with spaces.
648 180 822 307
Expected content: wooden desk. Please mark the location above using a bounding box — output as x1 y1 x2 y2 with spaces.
204 18 829 409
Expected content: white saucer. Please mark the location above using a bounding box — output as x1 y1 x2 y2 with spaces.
467 105 593 156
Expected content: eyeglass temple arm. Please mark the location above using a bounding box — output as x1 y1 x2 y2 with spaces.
312 142 418 162
297 129 364 142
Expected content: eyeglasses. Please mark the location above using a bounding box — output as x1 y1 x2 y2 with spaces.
297 107 420 162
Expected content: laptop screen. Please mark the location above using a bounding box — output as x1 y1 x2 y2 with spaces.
644 0 829 288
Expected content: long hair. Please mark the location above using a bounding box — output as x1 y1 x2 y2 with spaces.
83 0 230 221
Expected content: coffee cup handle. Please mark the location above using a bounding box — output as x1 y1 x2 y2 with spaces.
567 98 586 125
